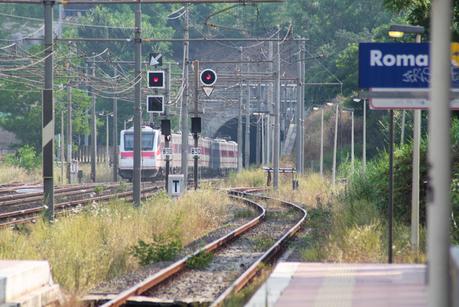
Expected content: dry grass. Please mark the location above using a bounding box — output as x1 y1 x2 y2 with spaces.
0 189 229 295
0 164 41 184
228 169 425 264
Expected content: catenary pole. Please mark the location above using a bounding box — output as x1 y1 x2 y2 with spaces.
273 31 280 190
133 0 142 206
91 57 97 182
181 6 189 182
296 40 302 173
237 46 243 172
299 40 305 173
43 0 54 221
105 114 109 165
267 41 273 165
411 33 422 251
113 67 118 182
244 62 250 168
60 110 65 184
428 0 452 305
332 103 338 187
66 83 72 183
320 108 324 177
193 60 199 190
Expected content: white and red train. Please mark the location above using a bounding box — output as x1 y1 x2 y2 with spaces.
118 126 238 180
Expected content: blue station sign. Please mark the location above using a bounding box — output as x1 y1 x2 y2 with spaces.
359 42 459 89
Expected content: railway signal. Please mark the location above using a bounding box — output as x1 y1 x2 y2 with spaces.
147 71 165 88
146 95 164 113
200 69 217 97
200 69 217 86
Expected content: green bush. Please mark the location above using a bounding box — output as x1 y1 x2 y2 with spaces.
4 145 41 171
130 235 182 266
186 250 213 269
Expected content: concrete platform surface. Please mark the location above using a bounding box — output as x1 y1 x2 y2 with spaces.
0 260 60 306
246 262 427 307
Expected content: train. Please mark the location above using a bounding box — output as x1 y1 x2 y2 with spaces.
118 126 238 180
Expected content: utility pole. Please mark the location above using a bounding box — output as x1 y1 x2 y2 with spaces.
133 0 142 206
320 108 324 177
66 83 72 184
193 60 199 190
273 32 280 190
91 57 97 183
105 114 110 166
43 0 54 221
267 41 273 165
237 46 243 172
181 6 189 182
351 109 354 174
60 110 65 185
428 0 452 305
299 40 305 173
388 109 394 264
244 65 250 168
255 83 261 166
112 68 118 182
164 63 171 192
261 114 265 165
411 33 422 251
363 99 367 173
332 103 339 187
296 41 302 173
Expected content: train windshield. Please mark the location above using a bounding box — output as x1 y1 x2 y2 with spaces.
124 132 155 151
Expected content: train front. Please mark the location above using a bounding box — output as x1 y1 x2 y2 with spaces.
118 126 161 180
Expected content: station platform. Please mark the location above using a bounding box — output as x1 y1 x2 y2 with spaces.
246 262 426 307
0 260 62 306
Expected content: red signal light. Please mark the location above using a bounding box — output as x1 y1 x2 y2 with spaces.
200 69 217 86
147 71 165 88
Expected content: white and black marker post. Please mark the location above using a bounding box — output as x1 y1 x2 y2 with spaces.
43 0 54 221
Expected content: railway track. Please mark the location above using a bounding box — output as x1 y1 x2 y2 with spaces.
0 182 162 227
85 187 307 307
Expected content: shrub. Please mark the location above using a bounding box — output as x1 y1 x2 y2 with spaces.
4 145 41 171
130 235 182 266
186 250 213 269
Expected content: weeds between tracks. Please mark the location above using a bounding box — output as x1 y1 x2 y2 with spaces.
0 189 229 295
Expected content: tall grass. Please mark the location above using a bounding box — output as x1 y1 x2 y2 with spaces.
0 189 229 295
0 164 41 184
228 168 425 264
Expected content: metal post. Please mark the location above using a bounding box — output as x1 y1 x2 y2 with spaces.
113 68 118 182
181 6 189 182
401 110 406 146
237 47 243 172
411 33 423 251
91 57 97 182
66 84 72 183
43 0 54 221
255 83 261 166
133 1 142 206
245 72 250 168
105 114 109 166
261 114 265 165
193 60 199 190
267 41 273 165
273 33 280 190
60 110 65 184
428 0 452 305
296 41 302 173
332 104 339 187
351 110 355 174
165 63 171 191
363 99 367 173
388 110 394 264
320 108 324 177
299 40 305 173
